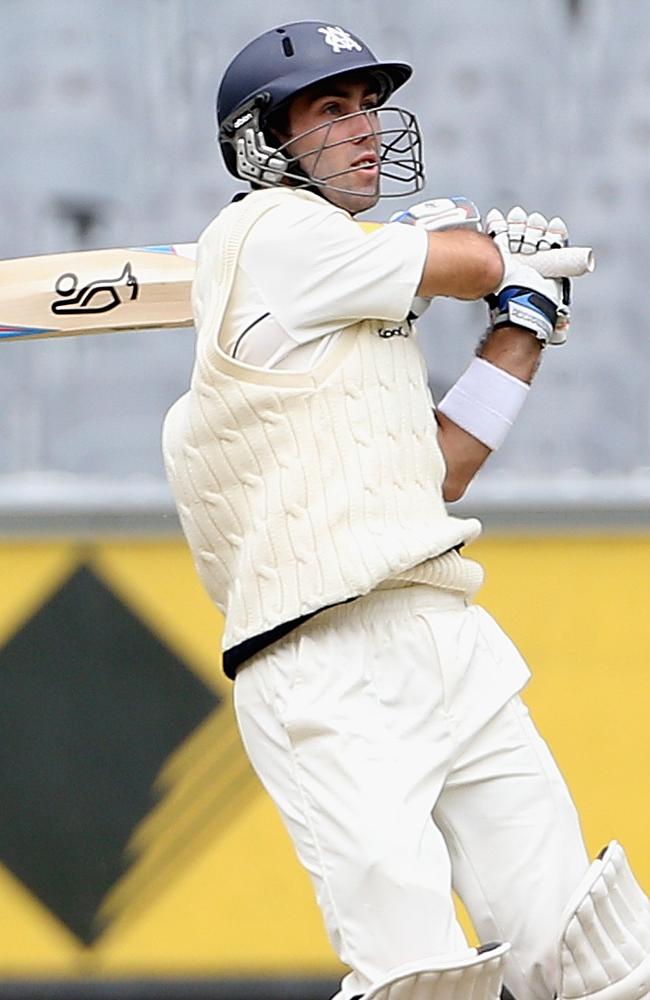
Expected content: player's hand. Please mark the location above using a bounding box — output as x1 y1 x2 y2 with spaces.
484 206 571 346
391 197 482 319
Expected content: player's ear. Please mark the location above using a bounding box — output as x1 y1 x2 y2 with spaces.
264 104 291 145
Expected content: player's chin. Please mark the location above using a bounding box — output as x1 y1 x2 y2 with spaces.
348 189 380 215
318 170 380 213
341 179 381 214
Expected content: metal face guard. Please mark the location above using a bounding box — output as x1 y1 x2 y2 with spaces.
222 103 425 199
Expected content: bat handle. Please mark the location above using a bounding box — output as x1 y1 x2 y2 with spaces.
524 246 595 278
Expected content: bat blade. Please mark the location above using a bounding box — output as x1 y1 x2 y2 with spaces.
0 243 197 341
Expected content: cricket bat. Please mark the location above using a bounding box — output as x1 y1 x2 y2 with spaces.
0 237 594 343
0 244 198 342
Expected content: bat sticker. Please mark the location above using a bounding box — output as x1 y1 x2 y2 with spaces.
51 262 139 316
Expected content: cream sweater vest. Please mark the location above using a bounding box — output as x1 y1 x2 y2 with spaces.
163 190 484 658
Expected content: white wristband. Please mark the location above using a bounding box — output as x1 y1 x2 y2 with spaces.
437 357 529 450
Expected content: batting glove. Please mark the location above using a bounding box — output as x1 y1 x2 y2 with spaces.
390 196 482 233
390 197 482 319
484 206 571 346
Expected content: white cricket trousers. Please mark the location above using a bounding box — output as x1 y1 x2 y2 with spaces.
233 585 589 1000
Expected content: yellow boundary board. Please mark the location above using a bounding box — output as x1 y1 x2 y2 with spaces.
0 535 648 977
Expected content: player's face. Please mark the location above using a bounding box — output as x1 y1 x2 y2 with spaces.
284 74 381 215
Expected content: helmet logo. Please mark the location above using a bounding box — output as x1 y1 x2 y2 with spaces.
317 25 363 54
233 112 253 129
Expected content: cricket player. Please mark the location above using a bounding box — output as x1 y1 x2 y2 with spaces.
162 21 650 1000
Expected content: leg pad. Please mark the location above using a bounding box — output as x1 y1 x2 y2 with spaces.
559 841 650 1000
361 941 510 1000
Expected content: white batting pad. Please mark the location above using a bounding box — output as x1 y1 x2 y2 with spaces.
559 841 650 1000
361 941 509 1000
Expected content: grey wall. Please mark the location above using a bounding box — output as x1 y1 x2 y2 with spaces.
1 0 648 518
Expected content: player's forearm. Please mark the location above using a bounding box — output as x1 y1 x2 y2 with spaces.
416 230 503 301
436 411 491 502
476 324 543 383
437 326 542 501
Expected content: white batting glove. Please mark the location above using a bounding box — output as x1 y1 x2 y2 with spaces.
390 196 482 233
484 206 571 345
391 197 482 319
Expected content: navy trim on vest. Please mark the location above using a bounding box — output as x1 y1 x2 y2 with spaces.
222 597 358 680
222 545 465 680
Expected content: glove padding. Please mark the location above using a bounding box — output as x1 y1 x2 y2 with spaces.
484 206 571 345
391 197 482 319
390 196 482 232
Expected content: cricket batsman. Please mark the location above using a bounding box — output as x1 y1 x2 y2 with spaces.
162 20 650 1000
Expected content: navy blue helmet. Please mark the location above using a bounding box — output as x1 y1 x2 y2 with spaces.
216 21 424 198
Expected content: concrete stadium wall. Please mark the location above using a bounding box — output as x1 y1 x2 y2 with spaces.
1 0 649 506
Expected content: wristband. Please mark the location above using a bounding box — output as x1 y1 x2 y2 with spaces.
437 357 529 450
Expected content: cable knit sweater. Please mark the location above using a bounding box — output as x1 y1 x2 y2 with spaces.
163 189 484 667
